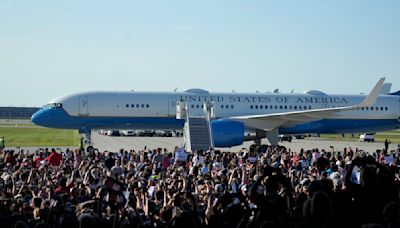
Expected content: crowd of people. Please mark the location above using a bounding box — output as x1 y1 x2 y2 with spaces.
0 143 400 228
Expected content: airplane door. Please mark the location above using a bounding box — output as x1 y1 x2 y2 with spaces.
79 96 89 116
168 97 176 117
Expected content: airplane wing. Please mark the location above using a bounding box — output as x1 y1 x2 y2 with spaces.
227 78 385 131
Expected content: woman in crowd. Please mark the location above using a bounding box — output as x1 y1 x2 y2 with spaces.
0 145 400 228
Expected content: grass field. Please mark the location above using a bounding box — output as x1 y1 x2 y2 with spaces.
0 127 80 147
0 119 399 147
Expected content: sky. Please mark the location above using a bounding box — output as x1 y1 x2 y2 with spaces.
0 0 399 106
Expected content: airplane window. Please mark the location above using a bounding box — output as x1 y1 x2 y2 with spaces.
265 105 268 109
136 104 140 108
375 107 378 111
231 105 234 109
371 107 374 111
289 106 292 109
284 106 287 109
126 104 129 108
260 105 263 109
141 104 144 108
192 105 195 109
201 105 204 109
250 105 253 109
385 107 388 111
309 106 312 109
304 106 307 110
225 105 229 109
275 105 278 109
255 105 258 109
221 105 224 109
380 107 383 111
146 104 149 108
197 105 200 109
365 107 369 110
131 104 134 108
279 106 283 109
294 106 297 110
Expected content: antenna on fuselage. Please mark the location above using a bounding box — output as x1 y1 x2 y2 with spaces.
291 89 294 93
174 88 178 92
273 89 279 93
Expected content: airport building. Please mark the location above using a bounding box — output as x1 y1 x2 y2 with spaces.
0 107 40 119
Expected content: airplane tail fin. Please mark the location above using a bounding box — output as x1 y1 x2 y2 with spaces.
358 77 385 108
380 83 392 94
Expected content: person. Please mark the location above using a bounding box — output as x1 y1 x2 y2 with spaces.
104 152 115 170
44 148 62 166
80 137 84 151
0 143 399 228
0 136 4 150
384 139 391 151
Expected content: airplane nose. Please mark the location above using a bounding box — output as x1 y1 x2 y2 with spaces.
31 110 44 126
31 112 39 125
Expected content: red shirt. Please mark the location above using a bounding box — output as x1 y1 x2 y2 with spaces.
4 155 16 166
162 157 171 170
34 157 44 168
45 152 62 166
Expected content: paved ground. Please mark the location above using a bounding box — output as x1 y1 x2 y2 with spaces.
2 119 398 153
4 131 398 154
91 132 398 153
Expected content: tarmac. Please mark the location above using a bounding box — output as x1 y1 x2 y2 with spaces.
91 132 396 154
4 131 398 154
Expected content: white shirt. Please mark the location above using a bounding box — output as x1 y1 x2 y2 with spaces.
192 155 205 166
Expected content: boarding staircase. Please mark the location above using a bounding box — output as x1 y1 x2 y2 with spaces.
176 101 215 152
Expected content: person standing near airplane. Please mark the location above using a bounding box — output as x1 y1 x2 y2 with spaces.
385 139 391 152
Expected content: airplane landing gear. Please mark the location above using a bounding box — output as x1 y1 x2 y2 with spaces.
79 128 94 153
266 129 279 146
253 138 262 146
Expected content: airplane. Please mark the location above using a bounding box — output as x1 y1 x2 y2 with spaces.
31 78 400 150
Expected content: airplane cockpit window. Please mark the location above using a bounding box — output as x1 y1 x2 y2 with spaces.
43 103 63 109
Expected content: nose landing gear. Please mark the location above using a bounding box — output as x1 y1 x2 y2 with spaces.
79 128 94 153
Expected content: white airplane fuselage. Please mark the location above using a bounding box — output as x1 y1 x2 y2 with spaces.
32 91 400 134
31 89 400 147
